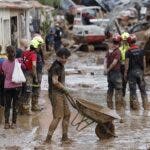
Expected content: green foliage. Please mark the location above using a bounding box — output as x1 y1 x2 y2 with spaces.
37 0 60 8
40 19 51 37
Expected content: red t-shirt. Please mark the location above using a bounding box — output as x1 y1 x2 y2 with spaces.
106 48 121 71
22 50 37 71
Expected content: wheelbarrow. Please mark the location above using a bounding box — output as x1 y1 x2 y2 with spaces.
66 94 121 140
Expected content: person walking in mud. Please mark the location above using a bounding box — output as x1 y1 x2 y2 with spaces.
20 39 39 115
45 48 71 144
124 34 149 110
119 32 130 97
104 34 124 110
31 36 45 111
2 46 22 129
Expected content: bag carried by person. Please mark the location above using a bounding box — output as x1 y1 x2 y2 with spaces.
12 59 26 83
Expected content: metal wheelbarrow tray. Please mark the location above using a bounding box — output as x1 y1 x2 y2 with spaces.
66 94 121 140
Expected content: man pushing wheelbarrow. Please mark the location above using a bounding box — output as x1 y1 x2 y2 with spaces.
45 48 72 144
45 47 121 144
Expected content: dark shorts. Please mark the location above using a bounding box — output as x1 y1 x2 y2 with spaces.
107 70 122 91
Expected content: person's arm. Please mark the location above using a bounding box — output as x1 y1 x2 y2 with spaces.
107 50 120 73
107 59 118 72
52 75 65 90
32 60 38 81
31 53 38 83
124 58 129 80
1 62 5 75
39 49 45 64
143 56 146 75
103 57 107 75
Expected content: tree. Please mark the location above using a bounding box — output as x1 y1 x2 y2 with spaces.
38 0 60 8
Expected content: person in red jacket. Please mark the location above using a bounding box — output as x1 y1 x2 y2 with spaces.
124 34 149 110
20 39 38 115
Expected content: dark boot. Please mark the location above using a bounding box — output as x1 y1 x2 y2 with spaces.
22 104 32 115
107 92 113 109
32 96 41 111
115 90 125 110
0 106 4 124
18 103 23 115
130 95 140 110
141 94 150 110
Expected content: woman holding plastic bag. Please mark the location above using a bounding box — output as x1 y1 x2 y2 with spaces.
2 46 23 129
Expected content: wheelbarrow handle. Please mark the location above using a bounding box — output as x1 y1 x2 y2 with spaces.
65 93 78 109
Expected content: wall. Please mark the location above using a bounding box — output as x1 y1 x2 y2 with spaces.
0 9 11 52
0 8 31 52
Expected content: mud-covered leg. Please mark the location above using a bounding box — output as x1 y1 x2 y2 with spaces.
138 75 149 110
107 73 114 109
62 98 71 143
129 81 140 110
114 72 125 110
107 89 114 109
115 90 125 110
128 71 140 110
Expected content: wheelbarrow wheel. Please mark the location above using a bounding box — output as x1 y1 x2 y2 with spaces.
95 122 115 140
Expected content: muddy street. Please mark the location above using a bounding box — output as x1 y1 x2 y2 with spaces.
0 51 150 150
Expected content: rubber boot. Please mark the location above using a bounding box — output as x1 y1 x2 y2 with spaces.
141 94 150 110
107 92 114 109
0 106 4 124
130 95 140 110
22 104 32 115
115 90 125 110
32 96 41 112
18 102 24 115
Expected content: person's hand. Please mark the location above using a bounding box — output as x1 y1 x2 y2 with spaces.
103 69 109 75
63 88 69 95
103 69 107 75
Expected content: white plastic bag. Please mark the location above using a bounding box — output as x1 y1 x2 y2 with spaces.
12 59 26 83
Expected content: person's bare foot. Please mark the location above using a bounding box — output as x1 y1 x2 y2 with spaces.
43 134 52 144
43 139 56 145
43 140 51 144
61 138 73 144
